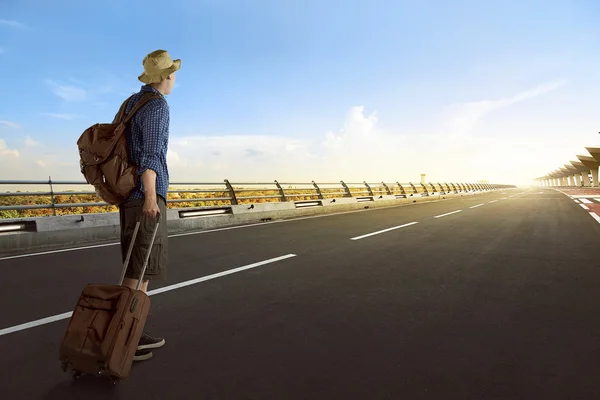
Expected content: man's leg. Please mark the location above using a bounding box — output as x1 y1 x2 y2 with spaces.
119 197 168 360
122 278 149 293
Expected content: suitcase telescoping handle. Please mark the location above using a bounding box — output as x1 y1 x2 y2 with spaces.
118 214 161 290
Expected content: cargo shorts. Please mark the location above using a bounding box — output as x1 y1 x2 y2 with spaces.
118 195 169 282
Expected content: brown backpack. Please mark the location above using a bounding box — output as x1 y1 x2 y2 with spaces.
77 92 162 205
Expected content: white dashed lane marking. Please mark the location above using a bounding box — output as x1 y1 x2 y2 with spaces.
434 210 463 219
350 222 419 240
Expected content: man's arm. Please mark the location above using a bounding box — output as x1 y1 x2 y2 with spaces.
137 99 169 216
142 169 158 203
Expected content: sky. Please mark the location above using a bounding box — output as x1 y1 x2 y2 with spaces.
1 0 600 187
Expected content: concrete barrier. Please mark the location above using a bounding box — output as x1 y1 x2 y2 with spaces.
0 189 500 256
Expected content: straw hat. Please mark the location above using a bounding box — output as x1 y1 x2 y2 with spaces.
138 49 181 84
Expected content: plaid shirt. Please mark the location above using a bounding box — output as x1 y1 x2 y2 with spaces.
121 85 170 202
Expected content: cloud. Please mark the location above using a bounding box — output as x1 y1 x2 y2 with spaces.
46 80 87 102
0 79 567 185
441 79 567 135
33 154 76 173
0 19 26 29
0 147 78 181
165 80 567 186
0 120 20 129
42 112 79 120
167 105 421 183
24 137 41 147
168 134 315 182
0 139 19 157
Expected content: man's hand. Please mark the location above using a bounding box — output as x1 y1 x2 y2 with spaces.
143 196 160 219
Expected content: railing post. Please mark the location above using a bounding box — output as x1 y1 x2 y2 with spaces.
435 182 442 194
396 182 406 196
428 182 436 194
312 181 324 199
49 176 56 216
224 179 238 205
274 180 287 202
409 182 418 195
340 181 352 197
381 182 392 195
363 181 374 196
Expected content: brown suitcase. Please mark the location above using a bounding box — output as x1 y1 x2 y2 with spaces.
59 217 159 385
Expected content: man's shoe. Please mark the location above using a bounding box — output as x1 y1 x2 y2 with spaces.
137 332 166 351
133 349 153 361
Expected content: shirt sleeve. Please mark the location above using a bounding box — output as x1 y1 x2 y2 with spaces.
136 99 169 177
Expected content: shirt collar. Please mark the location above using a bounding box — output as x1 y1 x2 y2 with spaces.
140 84 166 99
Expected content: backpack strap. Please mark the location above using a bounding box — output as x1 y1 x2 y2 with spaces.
122 92 164 124
112 95 134 124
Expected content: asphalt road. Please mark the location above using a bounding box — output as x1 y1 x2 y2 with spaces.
2 188 600 399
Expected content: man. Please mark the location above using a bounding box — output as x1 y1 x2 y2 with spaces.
117 49 180 361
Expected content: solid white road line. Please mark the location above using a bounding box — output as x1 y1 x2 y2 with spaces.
470 204 484 209
1 190 515 262
489 200 498 203
0 198 457 262
0 254 297 337
0 209 395 262
350 222 418 240
1 191 507 262
580 204 590 210
0 242 120 261
433 210 462 219
580 198 593 204
0 213 356 262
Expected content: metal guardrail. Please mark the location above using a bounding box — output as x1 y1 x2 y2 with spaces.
0 177 515 218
